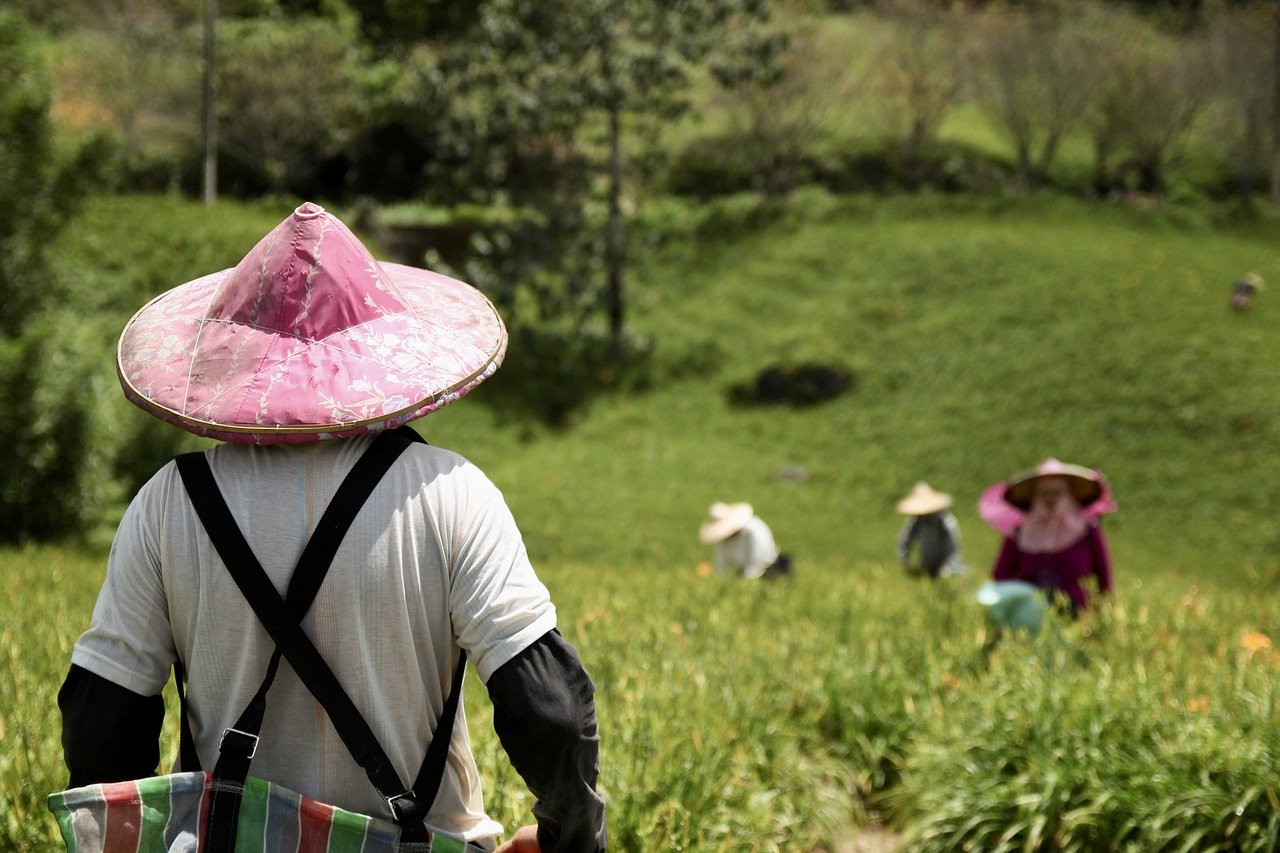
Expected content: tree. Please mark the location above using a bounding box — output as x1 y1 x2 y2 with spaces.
0 10 110 541
709 20 839 197
870 0 968 161
216 15 365 193
969 2 1094 190
49 0 199 189
436 0 777 362
1209 4 1280 202
1081 5 1213 194
0 10 84 335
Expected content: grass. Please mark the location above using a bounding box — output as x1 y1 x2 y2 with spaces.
4 190 1280 848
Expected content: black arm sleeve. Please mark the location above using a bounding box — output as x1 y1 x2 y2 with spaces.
486 629 606 853
58 664 166 788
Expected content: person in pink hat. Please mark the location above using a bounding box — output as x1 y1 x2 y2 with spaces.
56 204 605 852
988 458 1114 615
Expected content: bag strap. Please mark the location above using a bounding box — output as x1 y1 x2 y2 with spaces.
175 427 457 842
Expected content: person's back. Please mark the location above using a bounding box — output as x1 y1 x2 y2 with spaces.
79 436 554 836
57 204 606 853
895 483 962 578
898 512 959 577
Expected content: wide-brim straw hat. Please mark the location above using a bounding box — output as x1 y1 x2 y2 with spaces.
1002 458 1105 510
117 202 506 444
700 502 754 545
1241 272 1265 289
896 482 952 516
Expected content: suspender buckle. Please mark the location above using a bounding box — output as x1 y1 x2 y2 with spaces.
386 790 422 824
220 727 260 760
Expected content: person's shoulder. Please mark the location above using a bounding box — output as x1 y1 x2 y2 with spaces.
399 440 504 495
401 439 477 474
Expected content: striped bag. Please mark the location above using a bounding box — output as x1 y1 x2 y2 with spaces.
49 429 482 852
48 773 473 852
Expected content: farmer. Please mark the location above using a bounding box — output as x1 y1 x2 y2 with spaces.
989 458 1114 615
895 482 964 578
700 502 792 579
1231 272 1263 310
57 204 606 852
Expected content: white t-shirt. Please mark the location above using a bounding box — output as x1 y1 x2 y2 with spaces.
713 516 780 580
71 434 557 844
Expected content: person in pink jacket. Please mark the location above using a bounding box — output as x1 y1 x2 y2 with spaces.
990 459 1113 615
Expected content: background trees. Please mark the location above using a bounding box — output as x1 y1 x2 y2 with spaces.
0 10 111 541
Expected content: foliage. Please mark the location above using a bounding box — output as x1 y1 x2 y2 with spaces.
48 0 198 191
0 316 120 542
0 10 111 541
896 604 1280 850
1079 5 1215 194
1207 5 1280 200
967 2 1096 190
708 21 843 197
0 10 87 336
727 362 855 407
215 15 368 193
865 0 968 160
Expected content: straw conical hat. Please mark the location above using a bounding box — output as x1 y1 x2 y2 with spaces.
699 502 754 545
117 203 506 444
896 482 952 516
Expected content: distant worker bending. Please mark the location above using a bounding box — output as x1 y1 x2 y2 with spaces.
895 482 965 578
700 502 792 579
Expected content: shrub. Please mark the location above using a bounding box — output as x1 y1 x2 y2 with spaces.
0 10 85 336
728 362 854 407
808 142 1018 194
666 132 765 198
477 322 654 430
0 315 119 542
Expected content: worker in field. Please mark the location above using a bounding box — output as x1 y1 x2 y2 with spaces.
54 203 606 853
700 502 792 579
1231 272 1263 310
984 458 1115 616
895 482 965 578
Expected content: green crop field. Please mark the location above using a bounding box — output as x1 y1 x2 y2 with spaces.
3 192 1280 850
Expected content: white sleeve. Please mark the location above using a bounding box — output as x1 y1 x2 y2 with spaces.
70 476 176 696
447 467 557 683
897 518 916 562
944 512 962 549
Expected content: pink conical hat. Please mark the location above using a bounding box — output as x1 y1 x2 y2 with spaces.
117 202 506 444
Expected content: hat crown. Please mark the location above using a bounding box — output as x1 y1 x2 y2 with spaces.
210 203 406 342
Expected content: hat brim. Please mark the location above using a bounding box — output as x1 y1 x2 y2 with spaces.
896 494 952 515
1003 466 1103 510
118 262 506 444
700 507 753 545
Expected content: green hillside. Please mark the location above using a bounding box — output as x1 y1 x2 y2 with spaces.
416 193 1280 590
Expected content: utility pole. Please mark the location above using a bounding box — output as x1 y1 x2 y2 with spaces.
1271 4 1280 205
202 0 218 207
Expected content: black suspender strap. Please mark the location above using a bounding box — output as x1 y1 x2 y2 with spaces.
173 660 200 773
175 427 463 847
414 645 467 813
